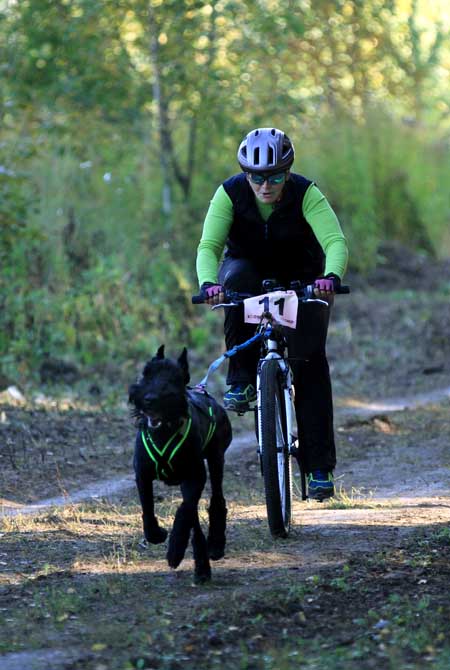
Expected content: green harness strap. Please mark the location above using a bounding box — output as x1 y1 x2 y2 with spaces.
141 405 216 480
203 405 217 447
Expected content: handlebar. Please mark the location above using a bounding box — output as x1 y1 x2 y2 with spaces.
192 282 350 305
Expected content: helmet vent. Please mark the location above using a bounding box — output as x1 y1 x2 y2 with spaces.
267 147 274 165
253 147 260 165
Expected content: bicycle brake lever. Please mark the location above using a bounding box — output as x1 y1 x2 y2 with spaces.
211 302 239 310
305 298 329 307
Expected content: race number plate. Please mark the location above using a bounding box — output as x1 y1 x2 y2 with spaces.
244 291 298 329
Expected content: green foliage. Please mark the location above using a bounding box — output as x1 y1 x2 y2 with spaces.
0 135 196 379
302 108 450 271
2 108 450 380
1 0 450 380
2 0 140 122
303 115 378 271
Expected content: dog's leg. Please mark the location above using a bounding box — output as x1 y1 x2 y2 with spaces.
192 517 211 583
166 466 206 572
134 439 168 544
135 475 168 544
206 449 227 560
166 501 192 569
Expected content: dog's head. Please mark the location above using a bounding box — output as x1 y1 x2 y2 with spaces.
128 345 190 429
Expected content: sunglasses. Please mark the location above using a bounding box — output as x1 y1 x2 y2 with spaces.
248 172 286 185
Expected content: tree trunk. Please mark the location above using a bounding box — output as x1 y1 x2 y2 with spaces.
148 5 172 216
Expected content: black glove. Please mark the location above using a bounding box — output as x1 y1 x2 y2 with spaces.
200 282 224 302
314 273 341 293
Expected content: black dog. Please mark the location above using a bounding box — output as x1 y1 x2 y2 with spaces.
129 346 232 582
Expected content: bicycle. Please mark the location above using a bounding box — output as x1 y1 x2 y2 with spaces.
192 279 350 538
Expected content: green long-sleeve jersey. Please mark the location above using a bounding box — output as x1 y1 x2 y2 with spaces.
196 181 348 286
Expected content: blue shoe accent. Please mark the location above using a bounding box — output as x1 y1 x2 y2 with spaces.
223 383 257 412
307 470 334 501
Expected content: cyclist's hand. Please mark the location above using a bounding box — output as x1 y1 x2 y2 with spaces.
201 282 225 305
314 274 340 298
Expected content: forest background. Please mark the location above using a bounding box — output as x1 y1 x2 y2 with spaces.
1 0 450 387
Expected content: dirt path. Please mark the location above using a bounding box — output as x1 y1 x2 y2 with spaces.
1 386 449 670
3 258 450 668
2 383 449 518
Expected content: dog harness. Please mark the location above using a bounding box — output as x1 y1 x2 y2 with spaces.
140 405 217 481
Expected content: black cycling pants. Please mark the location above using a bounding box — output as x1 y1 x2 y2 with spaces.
218 256 336 472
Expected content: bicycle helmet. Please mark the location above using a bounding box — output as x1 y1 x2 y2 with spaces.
237 128 295 173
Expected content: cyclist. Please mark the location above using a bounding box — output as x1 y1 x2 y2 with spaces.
196 127 348 500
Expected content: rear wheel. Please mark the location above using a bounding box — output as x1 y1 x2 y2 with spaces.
259 359 292 538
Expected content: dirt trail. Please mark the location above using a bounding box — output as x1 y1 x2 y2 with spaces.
1 294 450 666
2 387 449 670
2 384 450 518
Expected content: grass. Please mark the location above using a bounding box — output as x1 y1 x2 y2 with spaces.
1 322 450 669
326 483 379 509
1 476 450 670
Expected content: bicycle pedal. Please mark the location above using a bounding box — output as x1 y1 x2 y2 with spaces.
227 403 255 415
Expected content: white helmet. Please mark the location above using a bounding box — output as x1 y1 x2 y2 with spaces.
237 128 295 173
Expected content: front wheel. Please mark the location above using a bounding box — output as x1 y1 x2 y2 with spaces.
259 359 292 538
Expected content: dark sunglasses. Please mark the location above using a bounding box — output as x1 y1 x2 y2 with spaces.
248 172 286 185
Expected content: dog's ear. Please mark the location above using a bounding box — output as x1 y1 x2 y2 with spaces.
153 345 165 360
178 347 190 385
142 344 165 378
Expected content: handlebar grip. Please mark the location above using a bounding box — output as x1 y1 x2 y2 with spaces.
192 294 205 304
305 284 351 299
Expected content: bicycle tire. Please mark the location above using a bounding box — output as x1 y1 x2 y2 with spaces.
259 359 292 538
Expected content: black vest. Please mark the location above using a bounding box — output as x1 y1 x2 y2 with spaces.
223 173 325 281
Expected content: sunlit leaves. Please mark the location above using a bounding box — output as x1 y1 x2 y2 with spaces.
2 0 448 135
2 0 139 121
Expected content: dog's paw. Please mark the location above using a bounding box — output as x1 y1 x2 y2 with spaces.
207 506 227 561
194 563 212 584
145 525 168 544
166 546 183 569
207 542 225 561
166 533 190 568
